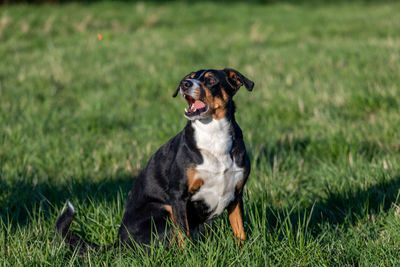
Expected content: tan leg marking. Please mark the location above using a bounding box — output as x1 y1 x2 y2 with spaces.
164 205 186 248
228 201 246 244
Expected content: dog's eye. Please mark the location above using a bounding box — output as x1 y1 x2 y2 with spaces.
205 77 217 86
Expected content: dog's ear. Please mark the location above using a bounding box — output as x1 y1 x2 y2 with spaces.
172 86 180 97
223 68 254 96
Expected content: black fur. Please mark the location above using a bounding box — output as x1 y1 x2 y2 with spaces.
55 203 100 252
55 68 254 253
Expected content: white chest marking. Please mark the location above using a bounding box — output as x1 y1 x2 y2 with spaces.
190 118 244 220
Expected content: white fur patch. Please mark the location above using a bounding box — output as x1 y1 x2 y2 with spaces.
67 201 75 214
190 118 244 219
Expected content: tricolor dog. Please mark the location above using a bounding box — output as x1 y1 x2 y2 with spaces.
56 68 254 252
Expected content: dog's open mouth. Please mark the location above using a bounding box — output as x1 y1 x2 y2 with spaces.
184 94 208 117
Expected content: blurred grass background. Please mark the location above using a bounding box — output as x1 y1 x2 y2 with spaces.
1 0 400 265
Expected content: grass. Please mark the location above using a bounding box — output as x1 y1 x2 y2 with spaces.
1 0 400 265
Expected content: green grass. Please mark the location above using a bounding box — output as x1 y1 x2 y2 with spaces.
1 1 400 265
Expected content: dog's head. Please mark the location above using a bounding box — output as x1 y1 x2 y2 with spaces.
173 68 254 120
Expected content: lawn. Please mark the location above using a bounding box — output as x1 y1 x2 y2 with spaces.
1 0 400 265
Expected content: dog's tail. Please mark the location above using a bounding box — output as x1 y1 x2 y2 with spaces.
55 201 100 254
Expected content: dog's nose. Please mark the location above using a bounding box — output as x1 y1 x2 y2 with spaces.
181 80 193 91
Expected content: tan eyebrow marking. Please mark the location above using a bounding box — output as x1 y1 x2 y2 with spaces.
198 70 207 78
204 72 213 78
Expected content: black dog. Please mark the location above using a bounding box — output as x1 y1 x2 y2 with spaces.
56 68 254 252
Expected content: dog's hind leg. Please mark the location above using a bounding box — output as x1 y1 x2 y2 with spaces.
118 203 173 249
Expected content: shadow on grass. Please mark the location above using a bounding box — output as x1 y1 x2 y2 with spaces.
0 174 135 228
251 137 390 168
247 176 400 244
313 175 400 225
253 183 400 240
247 137 400 237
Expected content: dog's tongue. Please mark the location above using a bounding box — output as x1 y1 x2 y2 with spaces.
193 100 206 110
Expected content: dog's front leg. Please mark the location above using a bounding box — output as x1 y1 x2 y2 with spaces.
227 197 246 244
166 190 190 248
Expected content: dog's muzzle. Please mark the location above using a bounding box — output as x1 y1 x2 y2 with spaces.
180 79 208 119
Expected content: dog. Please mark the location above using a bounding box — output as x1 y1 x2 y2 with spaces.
55 68 254 252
